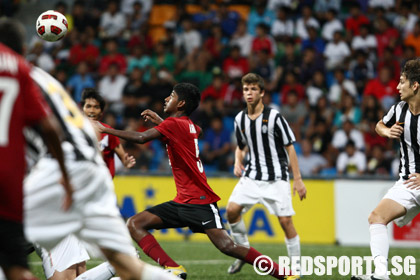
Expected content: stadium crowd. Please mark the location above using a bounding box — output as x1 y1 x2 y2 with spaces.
21 0 420 177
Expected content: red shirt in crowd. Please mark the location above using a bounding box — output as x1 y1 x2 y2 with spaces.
69 43 100 69
363 78 398 101
222 57 249 79
0 43 49 222
155 116 220 204
99 54 127 75
345 15 369 36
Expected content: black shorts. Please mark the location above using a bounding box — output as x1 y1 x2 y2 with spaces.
147 201 225 233
0 219 29 269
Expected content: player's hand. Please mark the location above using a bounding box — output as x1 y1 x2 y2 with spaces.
293 178 307 201
404 173 420 190
141 109 163 125
60 177 74 211
124 153 136 168
91 120 106 133
387 122 404 139
233 163 245 177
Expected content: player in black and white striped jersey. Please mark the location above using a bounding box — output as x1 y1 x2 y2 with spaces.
352 60 420 280
226 73 307 278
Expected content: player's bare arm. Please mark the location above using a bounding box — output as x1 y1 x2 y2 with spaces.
375 120 403 139
404 173 420 190
38 115 73 210
285 144 307 201
233 146 248 177
94 121 162 144
141 109 164 125
114 144 136 168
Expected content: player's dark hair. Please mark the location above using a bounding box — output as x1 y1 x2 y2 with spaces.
0 19 25 55
241 73 265 91
402 59 420 89
173 83 200 116
81 88 106 112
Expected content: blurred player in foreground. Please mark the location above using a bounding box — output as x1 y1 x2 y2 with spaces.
81 88 136 177
0 18 71 280
352 60 420 280
0 18 178 280
226 73 306 277
94 82 299 279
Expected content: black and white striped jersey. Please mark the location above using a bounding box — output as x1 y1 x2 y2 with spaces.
234 106 296 181
383 101 420 180
25 67 102 170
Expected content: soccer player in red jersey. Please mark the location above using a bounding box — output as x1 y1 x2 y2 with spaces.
0 19 71 280
94 83 295 280
81 88 135 177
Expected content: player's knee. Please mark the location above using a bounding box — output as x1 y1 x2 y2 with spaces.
279 217 293 230
126 216 140 234
226 205 240 223
368 210 384 224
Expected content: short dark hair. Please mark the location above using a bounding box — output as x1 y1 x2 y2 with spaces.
81 88 106 112
241 73 265 91
0 19 25 55
402 59 420 87
173 83 200 116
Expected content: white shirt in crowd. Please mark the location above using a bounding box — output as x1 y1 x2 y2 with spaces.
322 19 343 41
324 41 351 69
98 74 128 103
337 150 367 175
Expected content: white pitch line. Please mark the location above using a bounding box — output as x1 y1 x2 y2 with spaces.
30 259 232 266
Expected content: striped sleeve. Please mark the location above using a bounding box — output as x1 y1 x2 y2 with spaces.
276 114 296 146
382 104 397 128
234 115 247 150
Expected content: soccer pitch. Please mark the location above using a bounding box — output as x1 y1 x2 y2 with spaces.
28 241 420 279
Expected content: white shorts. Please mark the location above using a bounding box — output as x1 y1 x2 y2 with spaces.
228 176 295 217
35 235 89 279
383 179 420 227
24 158 136 257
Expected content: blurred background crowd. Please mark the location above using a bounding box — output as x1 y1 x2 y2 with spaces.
6 0 420 177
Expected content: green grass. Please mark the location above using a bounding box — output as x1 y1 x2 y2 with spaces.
28 241 420 279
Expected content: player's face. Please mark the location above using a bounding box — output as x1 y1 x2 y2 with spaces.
164 90 179 114
83 98 102 120
243 83 264 105
397 74 419 102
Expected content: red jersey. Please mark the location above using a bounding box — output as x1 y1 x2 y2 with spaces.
155 116 220 204
0 43 49 222
99 122 120 178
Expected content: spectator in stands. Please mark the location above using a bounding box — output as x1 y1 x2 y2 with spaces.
204 25 227 67
364 66 398 110
307 117 333 156
295 5 320 40
314 0 341 21
374 16 401 58
27 42 55 73
377 47 401 82
127 45 151 78
299 47 325 87
230 19 253 57
251 49 276 85
223 45 249 80
281 90 307 141
323 30 351 70
333 93 362 128
201 74 229 103
281 71 305 105
67 61 96 104
351 24 377 63
301 26 325 55
98 63 128 114
393 3 418 39
363 120 388 154
151 41 176 73
336 140 367 176
271 6 294 39
306 70 328 107
247 0 276 35
251 23 276 58
348 50 375 96
328 68 357 106
201 116 233 172
401 45 416 68
99 38 127 75
345 2 370 38
120 0 151 18
215 3 240 38
174 17 202 60
277 39 301 85
404 20 420 57
68 29 100 71
122 67 150 119
71 0 97 33
297 139 328 176
321 9 344 42
332 119 365 151
366 145 391 175
99 0 126 39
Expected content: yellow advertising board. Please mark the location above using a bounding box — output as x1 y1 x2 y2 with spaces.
114 176 335 244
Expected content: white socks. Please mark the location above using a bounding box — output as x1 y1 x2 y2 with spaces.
370 224 389 279
75 262 115 280
141 264 179 280
228 219 250 248
285 235 301 258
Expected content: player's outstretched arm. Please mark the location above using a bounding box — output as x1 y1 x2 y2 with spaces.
285 144 307 201
38 115 73 210
375 120 403 139
93 121 162 144
115 144 136 168
141 109 164 125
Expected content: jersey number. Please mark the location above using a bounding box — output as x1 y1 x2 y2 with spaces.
194 138 204 173
0 77 19 146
